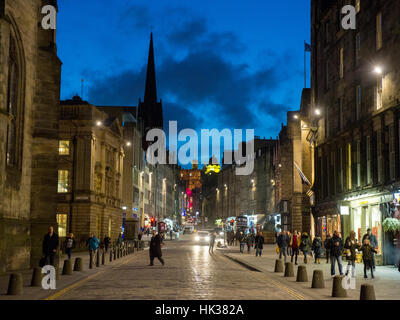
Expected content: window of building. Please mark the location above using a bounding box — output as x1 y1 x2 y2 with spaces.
355 0 361 13
356 85 362 121
108 217 112 237
339 147 344 192
389 125 396 181
58 170 69 193
59 140 70 155
325 61 329 90
325 21 330 46
355 33 361 62
376 12 382 50
377 130 383 183
339 98 344 130
339 47 344 79
6 35 21 168
347 143 352 190
366 136 372 185
376 76 383 110
57 214 68 237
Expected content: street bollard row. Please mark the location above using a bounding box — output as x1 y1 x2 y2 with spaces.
6 240 142 295
272 259 376 300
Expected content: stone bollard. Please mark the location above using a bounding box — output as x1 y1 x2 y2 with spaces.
284 262 295 277
311 270 325 288
7 273 23 295
114 247 117 260
360 284 376 300
102 250 105 265
74 257 83 271
274 259 284 273
117 247 120 259
110 249 113 262
332 275 347 298
96 250 100 267
62 259 73 275
89 251 93 269
31 267 43 287
296 265 308 282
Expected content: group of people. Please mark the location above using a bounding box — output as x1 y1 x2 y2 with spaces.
275 228 378 279
229 230 265 257
41 226 125 266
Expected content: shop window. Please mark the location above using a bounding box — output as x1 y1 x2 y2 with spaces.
371 206 382 254
57 214 68 237
57 170 69 193
59 140 70 155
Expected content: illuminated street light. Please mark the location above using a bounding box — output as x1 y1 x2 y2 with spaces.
126 141 131 146
293 115 299 119
315 109 321 116
96 121 102 126
374 66 383 75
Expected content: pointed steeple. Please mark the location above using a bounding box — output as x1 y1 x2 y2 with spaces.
144 32 157 104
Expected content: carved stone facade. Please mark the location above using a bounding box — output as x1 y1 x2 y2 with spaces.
0 0 61 273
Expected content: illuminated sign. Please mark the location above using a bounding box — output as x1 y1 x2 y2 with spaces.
205 164 221 174
340 206 349 215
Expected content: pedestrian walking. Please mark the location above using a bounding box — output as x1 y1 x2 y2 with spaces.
246 233 254 253
324 233 332 263
138 232 143 241
103 235 111 253
290 230 300 265
362 228 378 271
64 233 75 260
312 234 323 264
360 238 377 279
209 232 216 253
344 231 360 278
87 234 100 266
149 230 165 266
238 231 246 253
286 231 292 256
255 232 264 257
299 232 311 264
330 230 344 276
42 226 59 266
170 229 173 240
277 231 288 263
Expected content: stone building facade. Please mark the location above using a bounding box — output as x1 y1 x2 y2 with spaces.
0 0 61 273
58 97 125 247
274 89 315 235
311 0 400 264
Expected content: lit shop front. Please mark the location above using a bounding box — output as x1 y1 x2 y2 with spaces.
315 201 341 242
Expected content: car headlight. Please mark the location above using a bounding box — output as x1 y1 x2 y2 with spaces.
195 236 200 241
206 237 210 241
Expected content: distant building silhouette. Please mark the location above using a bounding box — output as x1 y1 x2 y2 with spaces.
138 33 163 150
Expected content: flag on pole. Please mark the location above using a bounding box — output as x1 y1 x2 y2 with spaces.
304 42 312 52
293 161 312 186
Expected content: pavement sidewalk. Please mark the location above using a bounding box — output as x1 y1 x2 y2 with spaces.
218 244 400 300
0 245 149 300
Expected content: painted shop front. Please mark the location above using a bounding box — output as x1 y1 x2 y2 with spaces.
316 191 396 266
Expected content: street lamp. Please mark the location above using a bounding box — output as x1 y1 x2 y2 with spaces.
96 121 102 126
314 109 321 116
126 141 131 146
374 66 383 75
293 114 299 119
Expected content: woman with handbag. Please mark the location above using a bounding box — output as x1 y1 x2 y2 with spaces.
344 231 360 278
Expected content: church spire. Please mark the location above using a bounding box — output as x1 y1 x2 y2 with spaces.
144 32 157 104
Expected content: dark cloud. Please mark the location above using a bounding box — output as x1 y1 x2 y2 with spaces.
87 9 296 137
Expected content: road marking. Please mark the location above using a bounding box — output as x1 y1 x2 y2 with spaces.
219 253 306 300
44 250 146 300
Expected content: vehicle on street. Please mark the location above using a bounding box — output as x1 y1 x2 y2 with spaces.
184 226 194 234
194 231 210 244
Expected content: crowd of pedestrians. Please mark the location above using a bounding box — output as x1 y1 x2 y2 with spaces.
273 228 379 278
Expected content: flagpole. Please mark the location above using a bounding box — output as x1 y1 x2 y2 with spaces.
304 41 306 88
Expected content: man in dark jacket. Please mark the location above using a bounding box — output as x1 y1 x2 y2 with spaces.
42 226 59 266
149 230 165 266
330 230 343 276
362 228 378 270
103 235 111 253
324 234 332 263
277 231 288 262
255 232 264 257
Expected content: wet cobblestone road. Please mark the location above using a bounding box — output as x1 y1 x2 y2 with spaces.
52 237 306 300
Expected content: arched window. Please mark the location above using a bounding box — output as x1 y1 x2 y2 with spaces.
6 35 21 168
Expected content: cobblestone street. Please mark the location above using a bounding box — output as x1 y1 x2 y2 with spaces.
45 236 305 300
